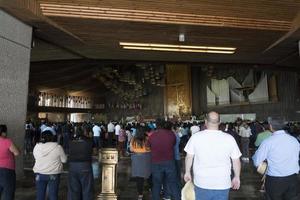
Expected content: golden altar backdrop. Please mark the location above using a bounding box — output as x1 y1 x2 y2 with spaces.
165 64 192 117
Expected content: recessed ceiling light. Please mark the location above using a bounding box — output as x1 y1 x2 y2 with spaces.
119 42 236 51
122 46 235 54
120 42 236 54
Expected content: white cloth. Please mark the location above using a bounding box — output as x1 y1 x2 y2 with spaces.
92 125 101 137
40 124 47 132
184 130 241 190
239 126 252 138
115 124 121 136
33 142 67 175
107 122 115 133
42 127 56 135
190 125 200 135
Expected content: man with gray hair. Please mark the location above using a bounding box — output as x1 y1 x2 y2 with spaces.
184 111 242 200
253 117 300 200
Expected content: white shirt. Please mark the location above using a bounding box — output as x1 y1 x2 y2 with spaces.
115 124 121 136
92 125 101 137
184 130 241 189
33 142 67 175
239 126 252 138
190 125 200 135
107 122 115 133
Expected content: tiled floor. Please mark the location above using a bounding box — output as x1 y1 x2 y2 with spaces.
15 155 276 200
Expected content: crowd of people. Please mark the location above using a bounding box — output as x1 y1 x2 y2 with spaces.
0 112 300 200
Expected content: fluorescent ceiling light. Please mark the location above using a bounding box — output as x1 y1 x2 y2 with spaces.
120 42 236 54
122 46 235 54
120 42 236 51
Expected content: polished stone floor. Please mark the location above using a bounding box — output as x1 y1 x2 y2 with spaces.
14 154 272 200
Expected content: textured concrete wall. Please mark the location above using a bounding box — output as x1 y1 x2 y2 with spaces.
0 10 32 176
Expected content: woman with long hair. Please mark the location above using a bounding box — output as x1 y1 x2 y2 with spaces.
33 129 67 200
0 124 20 200
130 126 151 200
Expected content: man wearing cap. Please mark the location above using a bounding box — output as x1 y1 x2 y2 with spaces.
184 111 242 200
252 117 300 200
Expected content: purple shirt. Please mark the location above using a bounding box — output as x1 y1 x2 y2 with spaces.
148 129 176 163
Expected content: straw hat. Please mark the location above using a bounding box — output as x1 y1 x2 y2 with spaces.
181 181 195 200
257 161 268 175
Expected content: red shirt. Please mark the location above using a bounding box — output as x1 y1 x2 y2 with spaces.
0 138 15 170
148 129 176 163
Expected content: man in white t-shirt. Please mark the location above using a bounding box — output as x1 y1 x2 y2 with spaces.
92 124 101 149
107 121 115 147
114 123 121 145
184 111 242 200
238 122 252 162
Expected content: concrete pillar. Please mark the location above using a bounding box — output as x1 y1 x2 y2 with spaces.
0 9 32 176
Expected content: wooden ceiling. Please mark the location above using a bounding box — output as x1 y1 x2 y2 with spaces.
2 0 300 66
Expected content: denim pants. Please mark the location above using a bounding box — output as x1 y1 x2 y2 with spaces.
0 168 16 200
68 162 94 200
241 137 250 158
93 136 101 149
194 186 230 200
35 173 60 200
151 160 181 200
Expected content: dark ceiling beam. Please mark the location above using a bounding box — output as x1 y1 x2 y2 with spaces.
33 35 87 59
31 76 97 90
30 67 95 84
0 0 81 40
263 11 300 53
0 0 86 58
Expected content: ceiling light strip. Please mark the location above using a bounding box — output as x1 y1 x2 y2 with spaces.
40 3 291 31
42 8 289 28
122 46 235 54
41 6 291 27
40 3 291 25
42 11 289 31
119 42 236 50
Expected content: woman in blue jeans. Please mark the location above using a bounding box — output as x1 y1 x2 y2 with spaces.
0 125 20 200
33 129 67 200
68 130 94 200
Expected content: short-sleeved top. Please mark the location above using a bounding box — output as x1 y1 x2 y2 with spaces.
184 130 241 190
92 125 101 137
148 129 176 163
0 138 15 170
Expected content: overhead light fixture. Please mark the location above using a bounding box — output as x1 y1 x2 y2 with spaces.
120 42 236 54
179 33 185 42
120 42 236 51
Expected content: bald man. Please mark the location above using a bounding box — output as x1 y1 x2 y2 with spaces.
184 111 242 200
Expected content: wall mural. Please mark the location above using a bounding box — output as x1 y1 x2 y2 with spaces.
206 69 278 106
165 64 192 117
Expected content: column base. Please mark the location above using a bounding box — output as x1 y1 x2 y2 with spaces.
97 193 118 200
